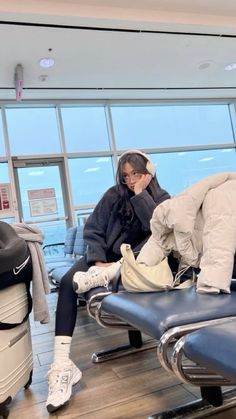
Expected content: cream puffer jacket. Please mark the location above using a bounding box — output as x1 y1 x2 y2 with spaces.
137 172 236 294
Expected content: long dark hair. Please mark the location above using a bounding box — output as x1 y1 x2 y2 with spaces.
115 152 161 227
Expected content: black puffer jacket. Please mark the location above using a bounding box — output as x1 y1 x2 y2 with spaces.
84 185 170 264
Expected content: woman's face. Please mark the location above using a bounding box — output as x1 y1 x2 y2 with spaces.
121 162 143 192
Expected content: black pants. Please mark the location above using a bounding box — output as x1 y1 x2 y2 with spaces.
55 256 90 336
233 254 236 279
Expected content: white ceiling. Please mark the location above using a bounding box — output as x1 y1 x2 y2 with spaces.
1 0 236 101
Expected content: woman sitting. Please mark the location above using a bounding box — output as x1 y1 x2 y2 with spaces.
46 149 170 413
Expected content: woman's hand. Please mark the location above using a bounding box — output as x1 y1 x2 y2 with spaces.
134 174 152 195
95 261 114 267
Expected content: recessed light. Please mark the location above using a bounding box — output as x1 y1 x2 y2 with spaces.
39 74 48 82
221 149 233 152
198 157 215 162
29 171 44 176
39 57 55 68
224 63 236 71
198 62 211 70
84 167 100 173
96 157 110 162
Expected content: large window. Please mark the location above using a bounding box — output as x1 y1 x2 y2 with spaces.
0 113 5 156
0 162 15 223
36 220 67 247
6 107 61 155
0 102 236 243
0 162 9 182
16 165 67 245
151 148 236 195
61 107 110 152
16 165 65 221
111 105 234 149
68 156 115 205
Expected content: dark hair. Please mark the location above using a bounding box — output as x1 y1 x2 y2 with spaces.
115 152 161 226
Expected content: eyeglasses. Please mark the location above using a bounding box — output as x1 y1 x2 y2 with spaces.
121 172 143 184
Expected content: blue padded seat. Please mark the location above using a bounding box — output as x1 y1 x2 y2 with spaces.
84 286 109 301
100 286 236 418
49 265 71 283
46 259 75 273
84 276 124 302
183 320 236 382
45 226 77 272
101 287 236 340
50 225 86 284
73 225 87 258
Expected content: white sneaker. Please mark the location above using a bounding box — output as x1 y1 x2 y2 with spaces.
46 360 82 413
73 261 121 294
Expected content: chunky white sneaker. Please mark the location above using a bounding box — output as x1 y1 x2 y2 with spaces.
46 360 82 413
73 261 121 294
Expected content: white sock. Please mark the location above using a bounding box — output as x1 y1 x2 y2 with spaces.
53 336 72 364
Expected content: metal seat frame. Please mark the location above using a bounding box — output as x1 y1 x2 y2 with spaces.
86 290 156 363
94 293 236 418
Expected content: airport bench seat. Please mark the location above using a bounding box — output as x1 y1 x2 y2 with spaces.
49 225 86 285
100 286 236 343
183 320 236 383
97 286 236 417
44 226 77 273
83 279 157 363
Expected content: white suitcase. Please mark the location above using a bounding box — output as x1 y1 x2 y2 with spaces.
0 283 33 419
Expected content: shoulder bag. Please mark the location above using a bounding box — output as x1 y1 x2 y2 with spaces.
120 243 193 292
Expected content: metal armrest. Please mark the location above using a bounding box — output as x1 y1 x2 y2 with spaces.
43 242 64 251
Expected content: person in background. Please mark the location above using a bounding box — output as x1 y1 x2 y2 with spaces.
46 149 170 413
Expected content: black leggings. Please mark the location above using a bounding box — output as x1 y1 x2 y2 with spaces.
55 256 90 336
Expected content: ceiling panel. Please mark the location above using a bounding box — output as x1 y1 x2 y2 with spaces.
1 1 236 100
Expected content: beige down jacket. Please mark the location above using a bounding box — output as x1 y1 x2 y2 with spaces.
137 172 236 294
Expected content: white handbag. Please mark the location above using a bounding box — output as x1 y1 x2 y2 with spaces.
120 243 193 292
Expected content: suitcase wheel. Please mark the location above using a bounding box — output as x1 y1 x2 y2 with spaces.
0 396 11 419
0 407 9 419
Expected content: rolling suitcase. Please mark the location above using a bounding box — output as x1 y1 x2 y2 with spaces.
0 283 33 419
0 221 33 418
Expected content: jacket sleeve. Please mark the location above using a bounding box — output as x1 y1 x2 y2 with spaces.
137 234 165 266
197 180 236 294
83 189 116 264
130 188 170 231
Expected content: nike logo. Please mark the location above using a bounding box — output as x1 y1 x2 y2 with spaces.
13 255 30 275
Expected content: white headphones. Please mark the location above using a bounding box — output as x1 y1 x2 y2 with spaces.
119 149 156 177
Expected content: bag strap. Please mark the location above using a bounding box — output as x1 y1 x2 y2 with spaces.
173 279 194 289
172 266 196 290
120 243 136 265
